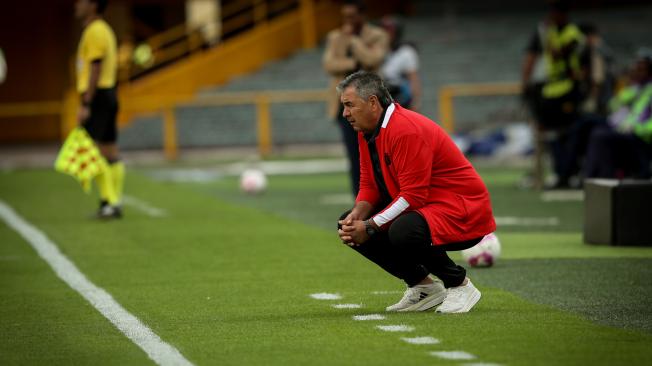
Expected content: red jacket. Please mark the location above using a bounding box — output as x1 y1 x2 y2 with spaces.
356 103 496 245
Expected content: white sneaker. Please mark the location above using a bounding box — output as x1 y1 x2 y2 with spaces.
385 280 447 312
436 279 481 314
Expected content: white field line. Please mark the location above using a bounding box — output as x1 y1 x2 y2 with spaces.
540 190 584 202
370 290 404 295
495 216 559 227
332 303 362 309
430 351 476 360
309 292 342 300
122 195 167 218
320 194 354 205
352 314 385 321
224 159 347 176
0 201 193 366
376 325 415 332
401 336 440 345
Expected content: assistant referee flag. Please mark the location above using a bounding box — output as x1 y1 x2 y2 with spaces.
54 127 107 192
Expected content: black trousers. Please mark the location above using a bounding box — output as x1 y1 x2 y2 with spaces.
339 211 482 288
559 114 607 182
336 108 360 197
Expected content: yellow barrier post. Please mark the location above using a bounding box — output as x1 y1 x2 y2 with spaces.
256 95 272 157
300 0 317 49
163 107 178 160
437 86 455 133
60 88 78 140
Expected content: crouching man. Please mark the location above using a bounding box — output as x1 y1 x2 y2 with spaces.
337 71 496 313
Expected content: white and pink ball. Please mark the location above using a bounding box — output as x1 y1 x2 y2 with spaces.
239 169 267 194
461 233 501 267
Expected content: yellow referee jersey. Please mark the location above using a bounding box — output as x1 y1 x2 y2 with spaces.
76 19 117 93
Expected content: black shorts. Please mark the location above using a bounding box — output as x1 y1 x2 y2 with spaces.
83 88 119 143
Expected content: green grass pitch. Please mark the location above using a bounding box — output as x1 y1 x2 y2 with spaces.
1 165 651 365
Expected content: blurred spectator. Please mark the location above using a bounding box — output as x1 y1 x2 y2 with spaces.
522 0 585 189
583 52 652 179
379 16 421 111
322 0 389 197
578 23 614 116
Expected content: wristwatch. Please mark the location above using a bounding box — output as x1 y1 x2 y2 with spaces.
365 219 378 237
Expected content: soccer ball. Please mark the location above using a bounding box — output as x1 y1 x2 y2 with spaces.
239 169 267 194
461 233 501 267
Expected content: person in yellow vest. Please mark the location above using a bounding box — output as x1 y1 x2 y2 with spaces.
522 0 585 189
75 0 124 219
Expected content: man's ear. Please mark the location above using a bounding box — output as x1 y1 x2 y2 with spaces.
369 95 380 111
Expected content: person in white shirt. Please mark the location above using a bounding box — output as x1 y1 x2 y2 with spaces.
380 16 421 111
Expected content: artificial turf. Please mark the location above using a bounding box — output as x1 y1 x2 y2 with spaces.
1 166 651 365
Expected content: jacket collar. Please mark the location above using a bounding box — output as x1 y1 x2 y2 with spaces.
365 103 397 142
381 103 397 129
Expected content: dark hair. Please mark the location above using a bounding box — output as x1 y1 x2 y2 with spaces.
343 0 366 13
336 71 393 108
91 0 108 14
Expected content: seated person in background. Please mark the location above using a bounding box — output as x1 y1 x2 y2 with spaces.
379 16 421 111
583 51 652 179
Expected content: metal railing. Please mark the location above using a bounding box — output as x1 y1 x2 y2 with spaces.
437 81 521 132
133 89 331 160
0 101 63 117
0 89 330 160
437 81 549 189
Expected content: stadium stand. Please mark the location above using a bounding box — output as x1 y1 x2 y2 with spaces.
118 5 652 153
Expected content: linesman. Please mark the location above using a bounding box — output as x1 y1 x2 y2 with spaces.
75 0 124 218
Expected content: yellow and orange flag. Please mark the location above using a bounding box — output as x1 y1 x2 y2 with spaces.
54 127 107 192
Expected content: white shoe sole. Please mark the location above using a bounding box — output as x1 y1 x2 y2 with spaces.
436 288 481 314
394 291 447 312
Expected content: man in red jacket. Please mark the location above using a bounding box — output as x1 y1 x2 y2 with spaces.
337 71 496 313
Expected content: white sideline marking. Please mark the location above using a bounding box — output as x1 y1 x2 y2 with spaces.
541 190 584 202
401 336 440 345
310 292 342 300
320 194 354 205
332 303 362 309
224 159 347 176
376 325 415 332
0 200 193 366
495 216 559 227
430 351 476 360
371 290 403 295
352 314 385 321
122 195 167 217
